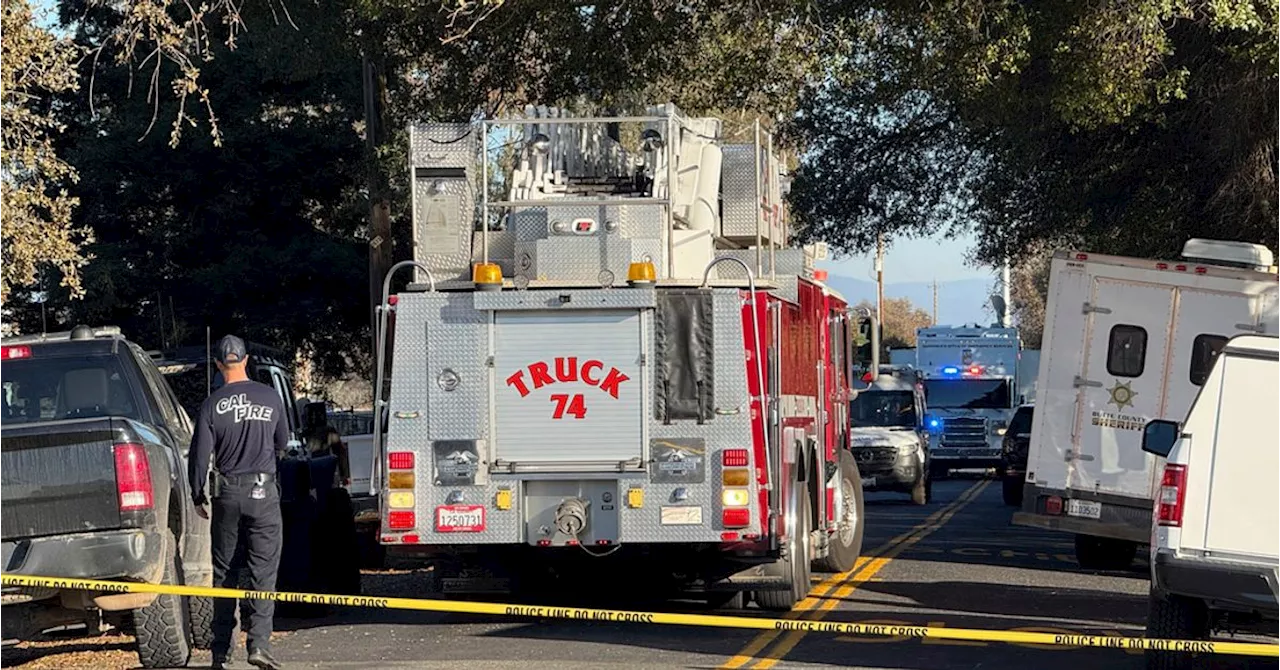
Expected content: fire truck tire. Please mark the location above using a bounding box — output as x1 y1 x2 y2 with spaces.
815 450 864 573
756 493 813 611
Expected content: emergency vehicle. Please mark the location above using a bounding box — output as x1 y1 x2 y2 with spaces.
371 105 874 609
1013 239 1278 570
913 325 1021 476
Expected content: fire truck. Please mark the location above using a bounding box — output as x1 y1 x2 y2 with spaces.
370 104 876 609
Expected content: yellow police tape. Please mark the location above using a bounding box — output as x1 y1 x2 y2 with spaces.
3 573 1275 657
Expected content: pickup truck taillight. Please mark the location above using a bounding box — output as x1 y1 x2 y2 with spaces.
1156 464 1187 527
114 443 154 511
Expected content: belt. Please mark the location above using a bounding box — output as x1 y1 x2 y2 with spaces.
215 472 276 485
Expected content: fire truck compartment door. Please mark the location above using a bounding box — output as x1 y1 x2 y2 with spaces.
493 310 645 463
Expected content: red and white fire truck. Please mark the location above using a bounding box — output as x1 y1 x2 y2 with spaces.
371 104 876 609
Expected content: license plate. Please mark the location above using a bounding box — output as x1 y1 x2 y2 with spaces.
1065 499 1102 520
861 477 876 487
435 505 486 532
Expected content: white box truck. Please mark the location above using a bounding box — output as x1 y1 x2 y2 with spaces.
1012 239 1278 570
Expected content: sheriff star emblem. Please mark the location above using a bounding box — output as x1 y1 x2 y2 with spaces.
1107 380 1138 411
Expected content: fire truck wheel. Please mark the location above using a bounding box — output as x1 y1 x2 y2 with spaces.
815 450 864 573
756 492 813 611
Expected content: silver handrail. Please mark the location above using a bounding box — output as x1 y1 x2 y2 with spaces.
371 261 436 495
699 257 774 504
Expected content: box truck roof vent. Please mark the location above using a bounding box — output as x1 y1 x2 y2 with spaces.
1181 239 1275 272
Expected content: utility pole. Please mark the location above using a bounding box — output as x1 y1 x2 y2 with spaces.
363 52 391 384
1001 259 1012 328
932 279 939 326
875 232 885 326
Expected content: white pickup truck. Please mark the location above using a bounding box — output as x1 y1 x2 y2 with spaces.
1140 334 1278 669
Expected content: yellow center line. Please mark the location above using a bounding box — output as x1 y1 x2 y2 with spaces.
719 478 990 669
747 479 992 669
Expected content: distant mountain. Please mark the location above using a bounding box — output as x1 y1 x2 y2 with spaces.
822 274 999 327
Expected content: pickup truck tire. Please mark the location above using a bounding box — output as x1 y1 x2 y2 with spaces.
187 596 214 650
1145 588 1209 670
1001 476 1023 507
133 530 192 669
815 451 864 573
756 493 813 611
1074 534 1137 571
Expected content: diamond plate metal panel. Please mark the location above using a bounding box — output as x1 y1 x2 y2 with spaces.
514 236 645 282
618 204 666 241
408 123 476 168
471 229 515 276
719 144 760 242
474 288 657 311
493 310 645 463
511 209 549 243
425 293 489 442
715 249 806 278
414 179 474 280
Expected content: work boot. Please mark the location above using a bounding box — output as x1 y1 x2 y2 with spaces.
212 654 239 669
247 648 282 670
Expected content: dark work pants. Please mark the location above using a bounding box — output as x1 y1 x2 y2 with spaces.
211 476 283 656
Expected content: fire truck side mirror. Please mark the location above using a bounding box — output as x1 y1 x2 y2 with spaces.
851 315 881 385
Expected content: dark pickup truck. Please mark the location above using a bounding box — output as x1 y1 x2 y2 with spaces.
1 326 212 668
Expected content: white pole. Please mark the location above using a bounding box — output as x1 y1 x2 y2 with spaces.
1001 259 1012 328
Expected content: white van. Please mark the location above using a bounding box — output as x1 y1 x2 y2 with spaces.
1140 334 1278 668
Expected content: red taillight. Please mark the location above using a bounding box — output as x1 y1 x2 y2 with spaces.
1156 262 1169 270
1 345 32 360
388 452 414 470
1194 266 1207 275
1045 496 1062 516
1157 464 1188 527
721 532 740 542
722 449 749 468
1175 264 1187 272
114 443 154 511
401 534 420 544
1075 253 1088 261
722 508 750 528
387 510 415 530
388 295 399 306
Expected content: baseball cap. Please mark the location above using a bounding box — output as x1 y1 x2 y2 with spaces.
215 335 248 365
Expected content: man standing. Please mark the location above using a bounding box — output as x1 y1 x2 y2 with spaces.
189 335 287 670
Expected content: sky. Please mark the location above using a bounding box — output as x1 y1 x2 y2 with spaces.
815 230 991 284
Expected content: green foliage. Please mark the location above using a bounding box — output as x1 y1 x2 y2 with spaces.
789 0 1278 265
1 0 91 304
27 0 369 374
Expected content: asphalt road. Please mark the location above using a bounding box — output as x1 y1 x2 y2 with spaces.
5 476 1276 669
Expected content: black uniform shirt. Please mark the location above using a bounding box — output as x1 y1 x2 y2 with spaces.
189 380 289 504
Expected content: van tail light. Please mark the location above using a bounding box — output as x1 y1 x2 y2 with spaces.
1 345 32 360
114 443 154 511
1157 464 1188 527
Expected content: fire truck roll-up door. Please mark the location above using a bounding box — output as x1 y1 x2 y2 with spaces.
494 310 646 464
